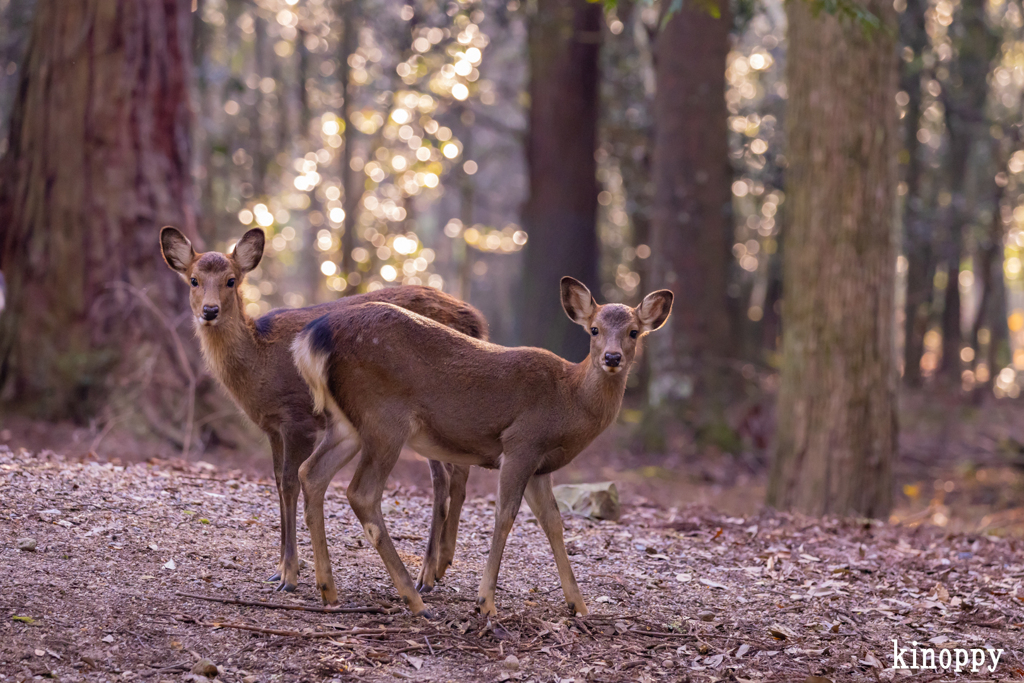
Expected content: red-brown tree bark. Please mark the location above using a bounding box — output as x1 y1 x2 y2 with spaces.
0 0 198 424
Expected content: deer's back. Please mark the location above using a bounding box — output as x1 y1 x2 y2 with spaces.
311 303 608 467
211 288 488 434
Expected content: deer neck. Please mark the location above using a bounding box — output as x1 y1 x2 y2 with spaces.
571 356 629 430
195 312 259 394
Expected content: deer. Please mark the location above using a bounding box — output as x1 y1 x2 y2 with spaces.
291 276 673 618
159 226 484 594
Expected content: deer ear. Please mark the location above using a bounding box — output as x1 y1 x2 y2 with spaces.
161 226 195 276
637 290 673 333
560 276 597 326
232 228 265 274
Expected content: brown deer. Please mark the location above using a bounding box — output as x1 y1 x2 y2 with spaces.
291 277 672 617
160 226 483 593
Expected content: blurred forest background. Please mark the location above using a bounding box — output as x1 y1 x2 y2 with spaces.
0 0 1023 532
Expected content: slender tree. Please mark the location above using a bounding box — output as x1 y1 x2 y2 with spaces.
900 0 933 385
338 0 360 281
767 0 899 516
0 0 198 426
937 0 997 379
518 0 602 360
646 0 734 431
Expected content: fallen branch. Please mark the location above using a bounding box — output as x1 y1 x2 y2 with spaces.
174 591 398 614
627 628 696 639
193 618 416 639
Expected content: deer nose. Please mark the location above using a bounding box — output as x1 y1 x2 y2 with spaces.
604 352 622 367
202 305 219 321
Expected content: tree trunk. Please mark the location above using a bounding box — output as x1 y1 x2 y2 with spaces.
974 137 1011 387
938 0 996 380
900 0 932 385
767 0 899 517
646 0 733 425
338 0 359 281
518 0 601 360
0 0 198 423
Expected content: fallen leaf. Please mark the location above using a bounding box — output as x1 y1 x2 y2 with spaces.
859 652 882 668
768 623 798 640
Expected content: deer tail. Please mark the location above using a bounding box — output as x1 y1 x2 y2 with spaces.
291 315 334 415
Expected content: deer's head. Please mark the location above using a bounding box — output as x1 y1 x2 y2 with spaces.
561 276 673 376
160 227 265 328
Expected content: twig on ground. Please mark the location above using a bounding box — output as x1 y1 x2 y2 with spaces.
174 591 397 614
173 473 274 487
627 628 696 639
196 619 415 639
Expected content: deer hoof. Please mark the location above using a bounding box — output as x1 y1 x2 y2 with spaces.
415 579 434 594
266 572 282 583
475 596 496 616
416 607 437 620
276 581 297 593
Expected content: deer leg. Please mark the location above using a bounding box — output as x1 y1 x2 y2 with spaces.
476 461 532 617
416 460 451 594
346 430 431 618
299 418 362 606
267 430 286 584
437 463 469 581
278 429 316 592
523 473 587 616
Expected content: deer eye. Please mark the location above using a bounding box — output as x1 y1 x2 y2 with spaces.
629 330 638 339
590 327 598 336
190 278 198 287
227 278 236 288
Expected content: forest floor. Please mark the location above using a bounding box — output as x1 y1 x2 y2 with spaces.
2 444 1023 683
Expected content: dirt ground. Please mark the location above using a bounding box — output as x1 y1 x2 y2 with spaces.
2 444 1023 682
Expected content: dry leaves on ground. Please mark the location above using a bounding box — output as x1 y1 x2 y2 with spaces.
1 445 1022 682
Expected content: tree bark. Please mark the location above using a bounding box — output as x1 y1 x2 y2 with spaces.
937 0 996 380
518 0 601 361
767 0 899 517
338 0 359 281
646 0 734 423
900 0 933 385
0 0 198 422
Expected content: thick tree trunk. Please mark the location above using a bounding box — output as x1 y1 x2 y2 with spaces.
646 0 733 423
518 0 601 360
0 0 197 423
767 0 899 517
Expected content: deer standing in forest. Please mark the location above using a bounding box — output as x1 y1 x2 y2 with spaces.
291 276 672 617
160 227 484 593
